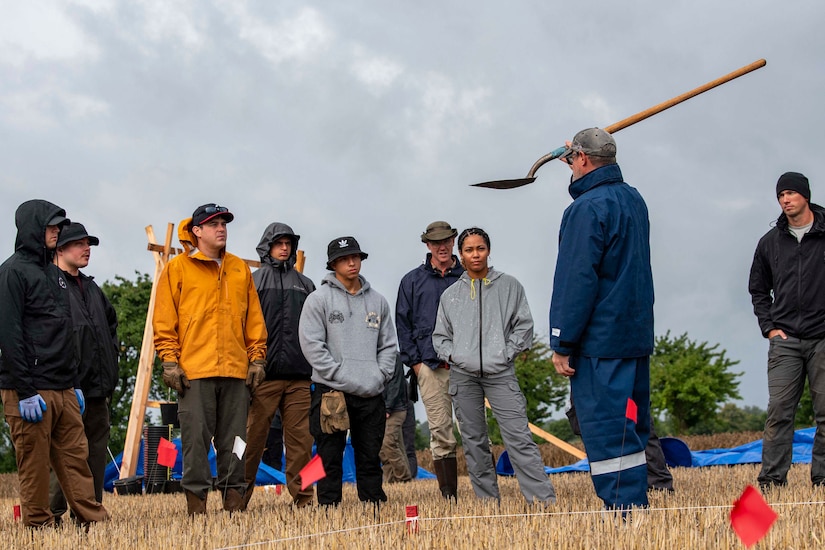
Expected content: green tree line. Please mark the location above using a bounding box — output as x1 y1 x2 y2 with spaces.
0 273 818 472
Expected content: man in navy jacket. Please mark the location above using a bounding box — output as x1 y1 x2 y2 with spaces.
396 221 464 500
550 129 654 511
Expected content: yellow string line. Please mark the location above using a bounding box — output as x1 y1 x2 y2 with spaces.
213 500 825 549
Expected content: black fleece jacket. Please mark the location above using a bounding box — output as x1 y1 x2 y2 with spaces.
749 203 825 339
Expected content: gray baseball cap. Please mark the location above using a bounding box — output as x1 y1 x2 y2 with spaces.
560 127 617 161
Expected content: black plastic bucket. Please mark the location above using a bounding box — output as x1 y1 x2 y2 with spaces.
113 475 143 496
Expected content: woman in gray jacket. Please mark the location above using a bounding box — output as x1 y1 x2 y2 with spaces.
433 227 556 504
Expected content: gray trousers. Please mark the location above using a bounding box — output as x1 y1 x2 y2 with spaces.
178 377 249 499
450 370 556 503
759 335 825 485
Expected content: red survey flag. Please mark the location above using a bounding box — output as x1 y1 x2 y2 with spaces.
730 485 778 548
625 398 638 423
157 437 178 468
299 455 326 491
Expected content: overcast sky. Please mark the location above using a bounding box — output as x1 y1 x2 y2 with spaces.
2 0 823 415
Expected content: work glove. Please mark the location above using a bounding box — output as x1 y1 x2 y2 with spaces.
162 362 191 395
19 394 47 423
75 388 86 415
246 360 266 393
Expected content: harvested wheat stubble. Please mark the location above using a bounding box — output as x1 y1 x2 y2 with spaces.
2 462 825 549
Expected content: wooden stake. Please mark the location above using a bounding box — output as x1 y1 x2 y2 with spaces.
120 224 309 478
120 224 173 479
484 399 586 460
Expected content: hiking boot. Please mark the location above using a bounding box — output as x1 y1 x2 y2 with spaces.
185 490 207 516
223 488 245 513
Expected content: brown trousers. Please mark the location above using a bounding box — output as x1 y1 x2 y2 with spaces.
50 396 111 517
244 380 314 506
2 389 109 527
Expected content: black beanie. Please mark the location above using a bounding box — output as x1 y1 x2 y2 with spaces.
776 172 811 201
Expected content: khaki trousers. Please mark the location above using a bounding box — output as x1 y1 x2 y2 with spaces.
417 365 456 459
379 409 412 482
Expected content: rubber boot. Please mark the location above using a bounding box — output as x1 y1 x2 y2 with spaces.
185 490 207 516
432 458 447 497
442 457 458 501
223 488 244 513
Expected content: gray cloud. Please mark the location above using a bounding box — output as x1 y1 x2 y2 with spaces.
2 0 824 412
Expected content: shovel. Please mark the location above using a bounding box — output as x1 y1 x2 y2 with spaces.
472 59 766 189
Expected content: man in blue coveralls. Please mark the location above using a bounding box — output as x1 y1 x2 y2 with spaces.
549 128 654 511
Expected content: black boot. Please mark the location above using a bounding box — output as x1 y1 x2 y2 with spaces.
442 457 458 502
432 458 447 498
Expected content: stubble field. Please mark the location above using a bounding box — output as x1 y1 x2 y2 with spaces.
1 433 823 549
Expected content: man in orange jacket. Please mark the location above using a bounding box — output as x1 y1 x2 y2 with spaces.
154 204 267 515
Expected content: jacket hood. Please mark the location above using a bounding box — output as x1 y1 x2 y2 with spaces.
775 203 825 231
178 217 196 252
457 267 502 288
256 222 300 267
15 199 67 266
568 163 623 200
321 272 370 294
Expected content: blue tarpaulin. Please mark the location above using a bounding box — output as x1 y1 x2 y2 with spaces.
494 427 817 476
105 437 433 492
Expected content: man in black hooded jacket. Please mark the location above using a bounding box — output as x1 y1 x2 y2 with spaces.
749 172 825 489
242 222 316 508
0 200 109 527
49 222 119 521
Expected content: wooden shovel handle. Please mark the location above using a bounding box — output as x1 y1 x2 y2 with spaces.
523 59 767 181
604 59 766 134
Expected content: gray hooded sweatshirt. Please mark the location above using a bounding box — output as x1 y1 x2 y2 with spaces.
432 268 533 378
299 273 398 397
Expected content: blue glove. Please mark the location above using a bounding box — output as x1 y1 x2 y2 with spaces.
19 394 47 423
75 388 85 415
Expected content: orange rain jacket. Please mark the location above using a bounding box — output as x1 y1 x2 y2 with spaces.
153 218 267 380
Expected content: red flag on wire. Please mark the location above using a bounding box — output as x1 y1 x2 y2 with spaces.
625 398 638 423
157 437 178 468
299 455 326 490
730 485 778 547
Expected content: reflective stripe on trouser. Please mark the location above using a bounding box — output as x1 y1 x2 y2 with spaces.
571 356 650 509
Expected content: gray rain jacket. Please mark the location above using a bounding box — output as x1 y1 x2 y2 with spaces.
433 268 533 378
299 273 398 397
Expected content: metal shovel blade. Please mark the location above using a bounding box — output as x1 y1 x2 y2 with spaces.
472 177 536 189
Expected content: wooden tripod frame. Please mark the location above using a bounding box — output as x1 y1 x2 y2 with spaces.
119 222 305 479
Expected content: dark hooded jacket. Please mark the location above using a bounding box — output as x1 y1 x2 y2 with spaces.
0 200 77 398
61 269 119 398
253 222 315 380
749 203 825 339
